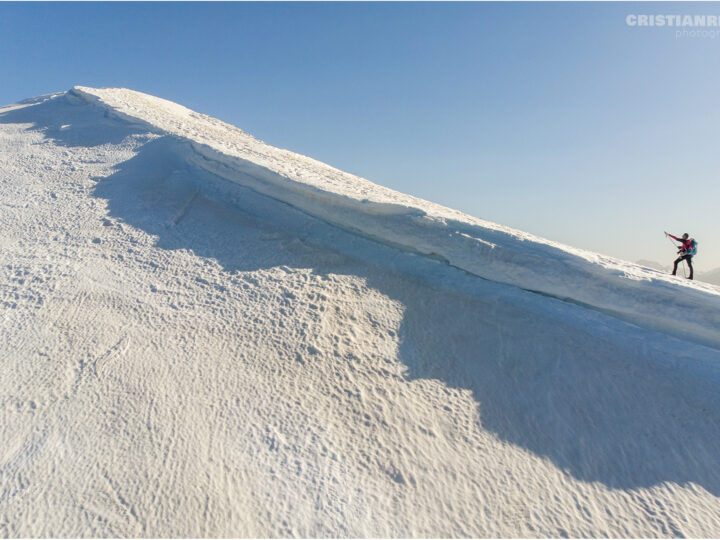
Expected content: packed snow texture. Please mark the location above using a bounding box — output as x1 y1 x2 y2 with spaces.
1 88 720 537
65 87 720 351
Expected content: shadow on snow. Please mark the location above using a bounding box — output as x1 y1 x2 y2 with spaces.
3 95 720 497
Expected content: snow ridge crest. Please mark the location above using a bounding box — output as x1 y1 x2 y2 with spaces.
69 86 720 349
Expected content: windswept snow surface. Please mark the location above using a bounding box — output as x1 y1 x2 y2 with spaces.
1 88 720 537
65 87 720 351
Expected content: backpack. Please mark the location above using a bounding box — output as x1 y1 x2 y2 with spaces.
687 239 698 256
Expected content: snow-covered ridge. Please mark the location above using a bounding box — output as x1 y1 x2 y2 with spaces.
69 86 720 349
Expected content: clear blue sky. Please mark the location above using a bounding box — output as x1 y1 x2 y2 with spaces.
1 2 718 271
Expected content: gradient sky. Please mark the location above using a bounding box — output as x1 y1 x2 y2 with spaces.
1 2 718 270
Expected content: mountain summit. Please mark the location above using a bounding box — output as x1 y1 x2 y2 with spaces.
1 88 719 537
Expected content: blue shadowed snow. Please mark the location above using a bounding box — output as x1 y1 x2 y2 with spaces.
4 93 719 498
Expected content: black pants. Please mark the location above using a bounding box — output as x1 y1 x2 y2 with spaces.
672 254 693 279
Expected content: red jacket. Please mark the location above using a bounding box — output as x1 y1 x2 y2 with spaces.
669 234 694 254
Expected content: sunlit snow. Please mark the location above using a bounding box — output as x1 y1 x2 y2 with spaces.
1 88 719 537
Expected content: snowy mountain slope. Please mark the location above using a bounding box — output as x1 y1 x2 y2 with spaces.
63 87 720 352
1 89 720 537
